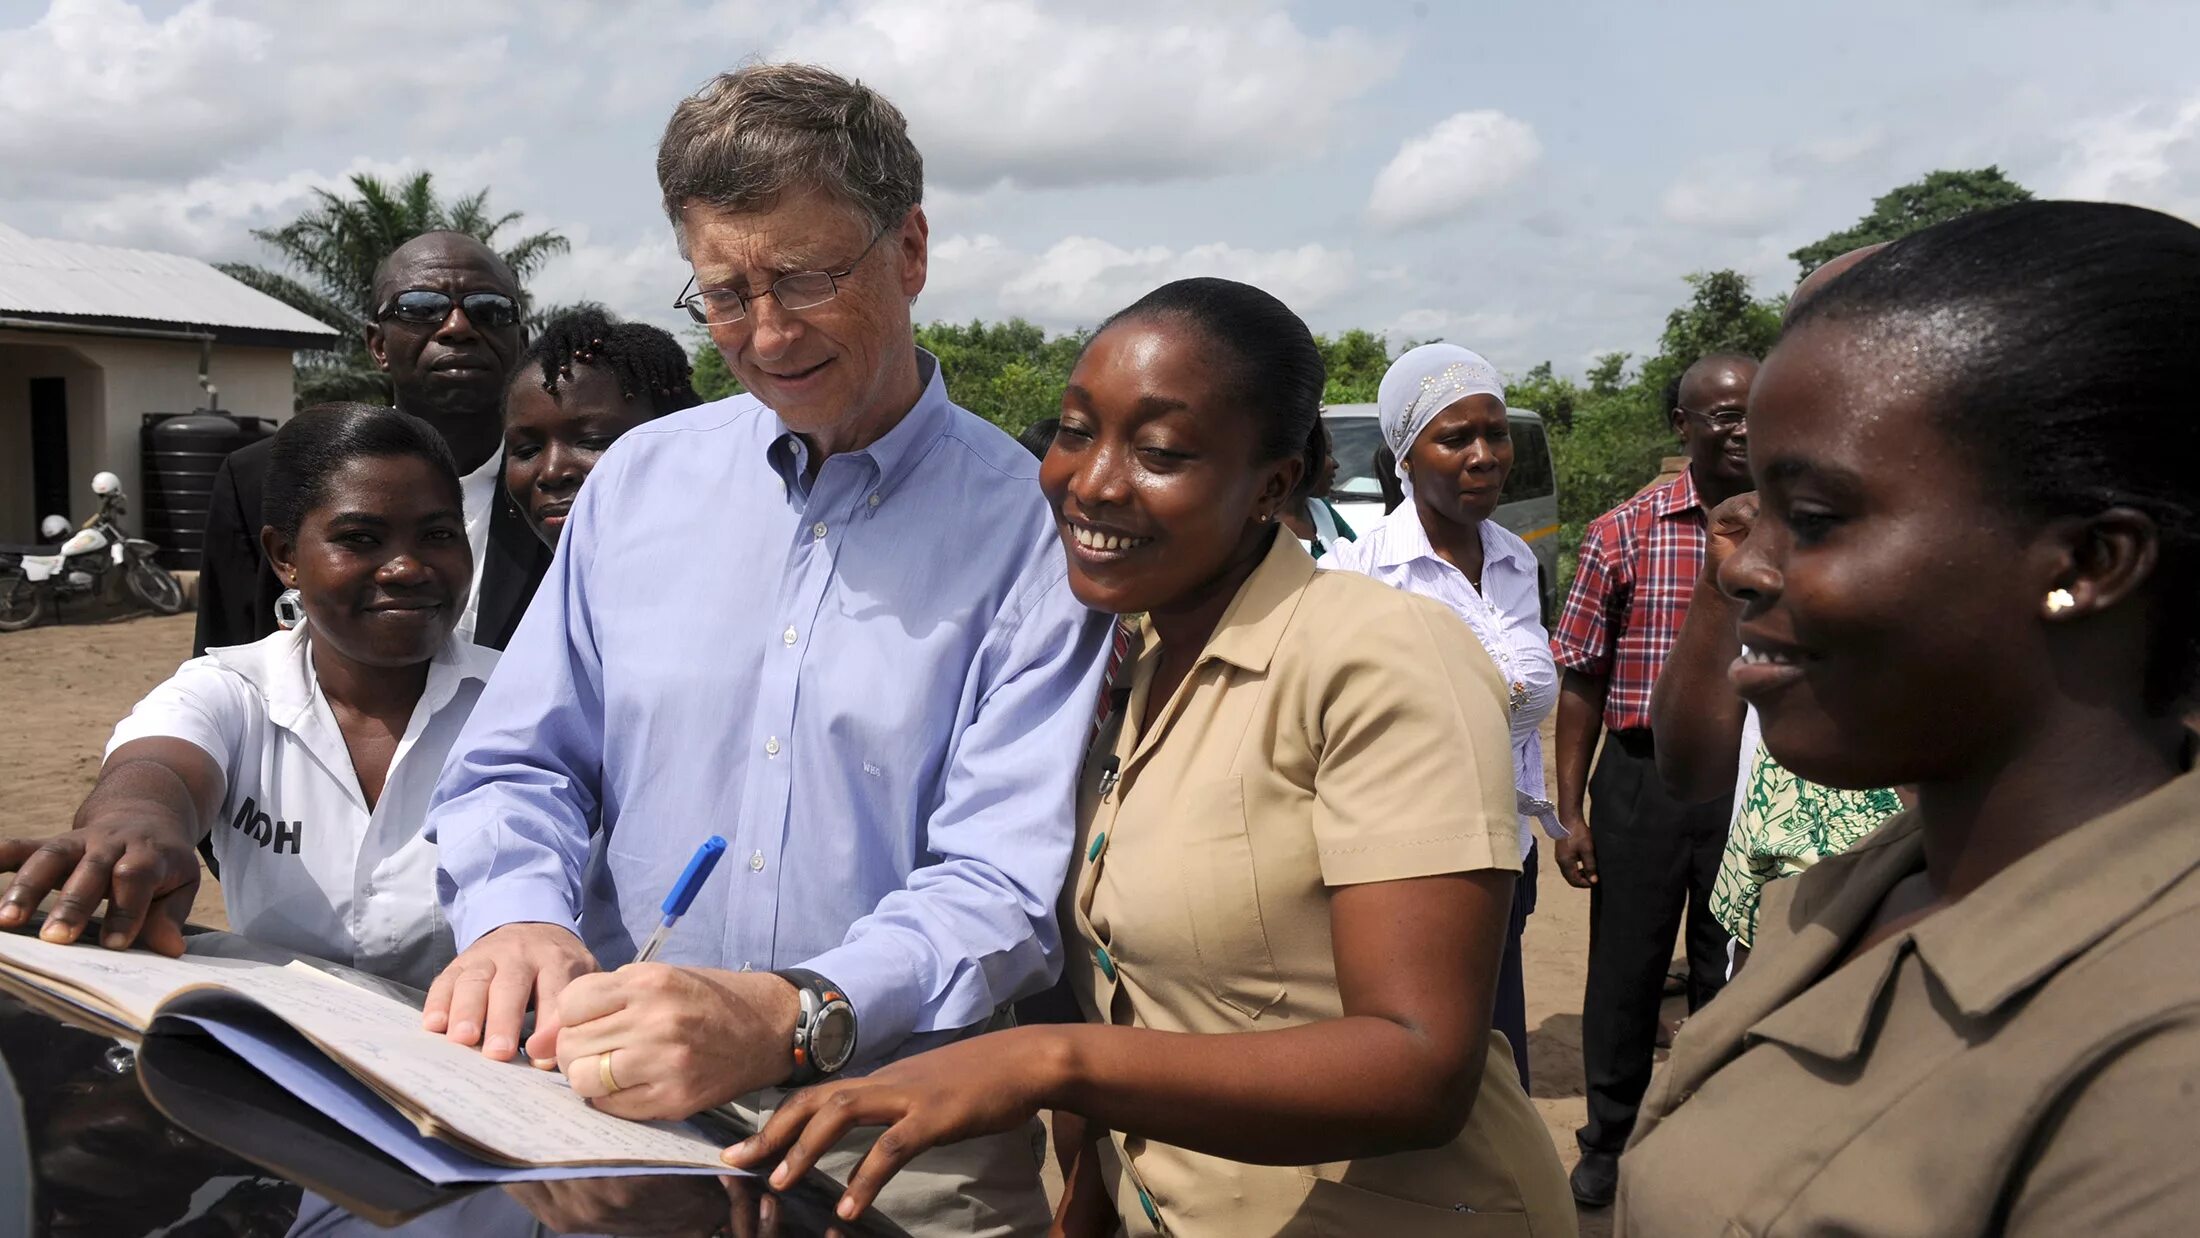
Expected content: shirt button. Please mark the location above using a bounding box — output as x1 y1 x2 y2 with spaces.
1086 832 1107 862
764 736 781 756
782 625 798 645
1093 944 1117 981
811 521 828 539
749 850 766 873
868 494 881 508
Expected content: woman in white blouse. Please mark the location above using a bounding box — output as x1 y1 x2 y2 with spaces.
1326 343 1559 1089
0 403 494 990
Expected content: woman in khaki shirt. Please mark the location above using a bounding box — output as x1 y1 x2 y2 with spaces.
729 277 1576 1235
1619 201 2200 1235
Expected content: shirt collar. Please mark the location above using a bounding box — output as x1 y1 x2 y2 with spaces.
1907 749 2200 1018
1198 529 1318 675
1651 466 1704 519
767 348 952 502
1744 749 2200 1060
207 624 497 735
460 449 502 492
1367 505 1535 576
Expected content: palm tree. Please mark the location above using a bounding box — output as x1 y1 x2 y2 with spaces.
220 172 569 405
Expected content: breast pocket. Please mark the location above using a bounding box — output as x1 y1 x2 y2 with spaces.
1174 777 1286 1019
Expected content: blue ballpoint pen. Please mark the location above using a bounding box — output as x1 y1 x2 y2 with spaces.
633 835 727 964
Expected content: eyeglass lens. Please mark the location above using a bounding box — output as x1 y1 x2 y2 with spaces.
387 290 521 328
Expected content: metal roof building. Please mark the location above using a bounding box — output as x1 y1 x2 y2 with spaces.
0 222 338 544
0 221 337 348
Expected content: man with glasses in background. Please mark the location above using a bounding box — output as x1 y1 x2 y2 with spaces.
1548 352 1758 1209
424 63 1106 1235
193 231 553 653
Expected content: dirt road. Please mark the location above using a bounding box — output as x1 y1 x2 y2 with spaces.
0 611 1629 1235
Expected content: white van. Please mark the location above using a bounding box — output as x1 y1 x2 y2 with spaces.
1322 404 1563 622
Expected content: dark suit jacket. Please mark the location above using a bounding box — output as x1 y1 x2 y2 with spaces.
192 437 554 657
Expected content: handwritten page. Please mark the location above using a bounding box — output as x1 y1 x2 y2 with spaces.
224 962 727 1168
0 935 728 1170
0 931 277 1027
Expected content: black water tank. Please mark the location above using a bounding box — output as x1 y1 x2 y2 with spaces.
142 411 274 570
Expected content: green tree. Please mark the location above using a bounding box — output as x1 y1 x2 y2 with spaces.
916 318 1088 434
1505 360 1580 430
688 332 741 402
1315 329 1393 404
1789 166 2034 275
220 171 569 405
1585 352 1630 397
1542 269 1783 591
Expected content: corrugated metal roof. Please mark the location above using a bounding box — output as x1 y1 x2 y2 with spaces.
0 222 340 341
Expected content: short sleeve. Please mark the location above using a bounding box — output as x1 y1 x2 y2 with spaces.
1306 587 1521 886
1552 516 1626 674
105 655 254 789
2005 1015 2200 1235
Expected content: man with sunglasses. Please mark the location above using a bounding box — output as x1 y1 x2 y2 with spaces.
1547 350 1759 1209
193 232 553 656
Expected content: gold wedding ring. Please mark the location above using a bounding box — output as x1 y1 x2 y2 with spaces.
599 1049 623 1095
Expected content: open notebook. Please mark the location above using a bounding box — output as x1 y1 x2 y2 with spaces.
0 931 729 1185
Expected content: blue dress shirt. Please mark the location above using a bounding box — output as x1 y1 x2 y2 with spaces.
429 351 1109 1067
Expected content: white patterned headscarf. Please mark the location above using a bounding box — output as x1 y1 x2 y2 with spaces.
1377 343 1507 499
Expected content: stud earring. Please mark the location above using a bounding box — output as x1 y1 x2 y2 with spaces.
273 588 306 630
2045 587 2076 616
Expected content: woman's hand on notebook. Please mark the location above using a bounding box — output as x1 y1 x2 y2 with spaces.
0 821 200 955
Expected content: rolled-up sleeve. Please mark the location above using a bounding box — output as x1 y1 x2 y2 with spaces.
1552 519 1626 675
428 479 607 952
799 564 1108 1065
1308 592 1522 886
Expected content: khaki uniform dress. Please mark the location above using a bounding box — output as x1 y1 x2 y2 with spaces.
1620 756 2200 1236
1066 533 1576 1237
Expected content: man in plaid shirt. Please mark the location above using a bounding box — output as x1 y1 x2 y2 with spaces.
1550 352 1759 1208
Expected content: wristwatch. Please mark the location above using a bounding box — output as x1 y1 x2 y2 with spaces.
774 968 857 1086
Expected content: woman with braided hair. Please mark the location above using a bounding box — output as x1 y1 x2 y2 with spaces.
503 306 703 546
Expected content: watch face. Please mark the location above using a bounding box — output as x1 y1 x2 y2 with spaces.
813 1002 856 1071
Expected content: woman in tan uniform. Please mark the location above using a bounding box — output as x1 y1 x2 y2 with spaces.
1619 201 2200 1234
728 277 1576 1235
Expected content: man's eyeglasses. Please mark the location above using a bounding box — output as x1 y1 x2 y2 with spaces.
377 290 523 330
673 221 895 327
1680 406 1748 431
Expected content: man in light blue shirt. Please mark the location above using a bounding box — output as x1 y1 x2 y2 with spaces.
423 64 1105 1233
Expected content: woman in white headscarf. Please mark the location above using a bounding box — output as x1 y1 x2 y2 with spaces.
1326 343 1560 1090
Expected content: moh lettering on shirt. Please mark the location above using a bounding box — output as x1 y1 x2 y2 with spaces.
105 624 497 990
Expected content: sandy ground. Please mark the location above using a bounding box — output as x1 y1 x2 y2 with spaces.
0 610 1649 1236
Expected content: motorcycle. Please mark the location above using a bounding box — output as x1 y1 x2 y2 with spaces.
0 472 184 632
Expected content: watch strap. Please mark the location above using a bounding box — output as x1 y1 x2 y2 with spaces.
774 968 854 1086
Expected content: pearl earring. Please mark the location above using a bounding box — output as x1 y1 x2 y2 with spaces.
2045 588 2076 615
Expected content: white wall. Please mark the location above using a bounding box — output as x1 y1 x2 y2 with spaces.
0 338 103 542
0 329 299 541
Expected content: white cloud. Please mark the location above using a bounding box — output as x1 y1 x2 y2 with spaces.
60 143 531 263
994 236 1356 326
1381 308 1535 353
778 0 1397 189
919 233 1028 309
0 0 275 192
2053 94 2200 216
1364 111 1541 232
1660 170 1804 236
1800 127 1887 168
527 227 690 333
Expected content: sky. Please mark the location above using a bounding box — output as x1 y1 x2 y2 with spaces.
4 0 2199 378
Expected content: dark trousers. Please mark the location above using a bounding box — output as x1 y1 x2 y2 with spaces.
1492 841 1539 1090
1578 730 1731 1154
